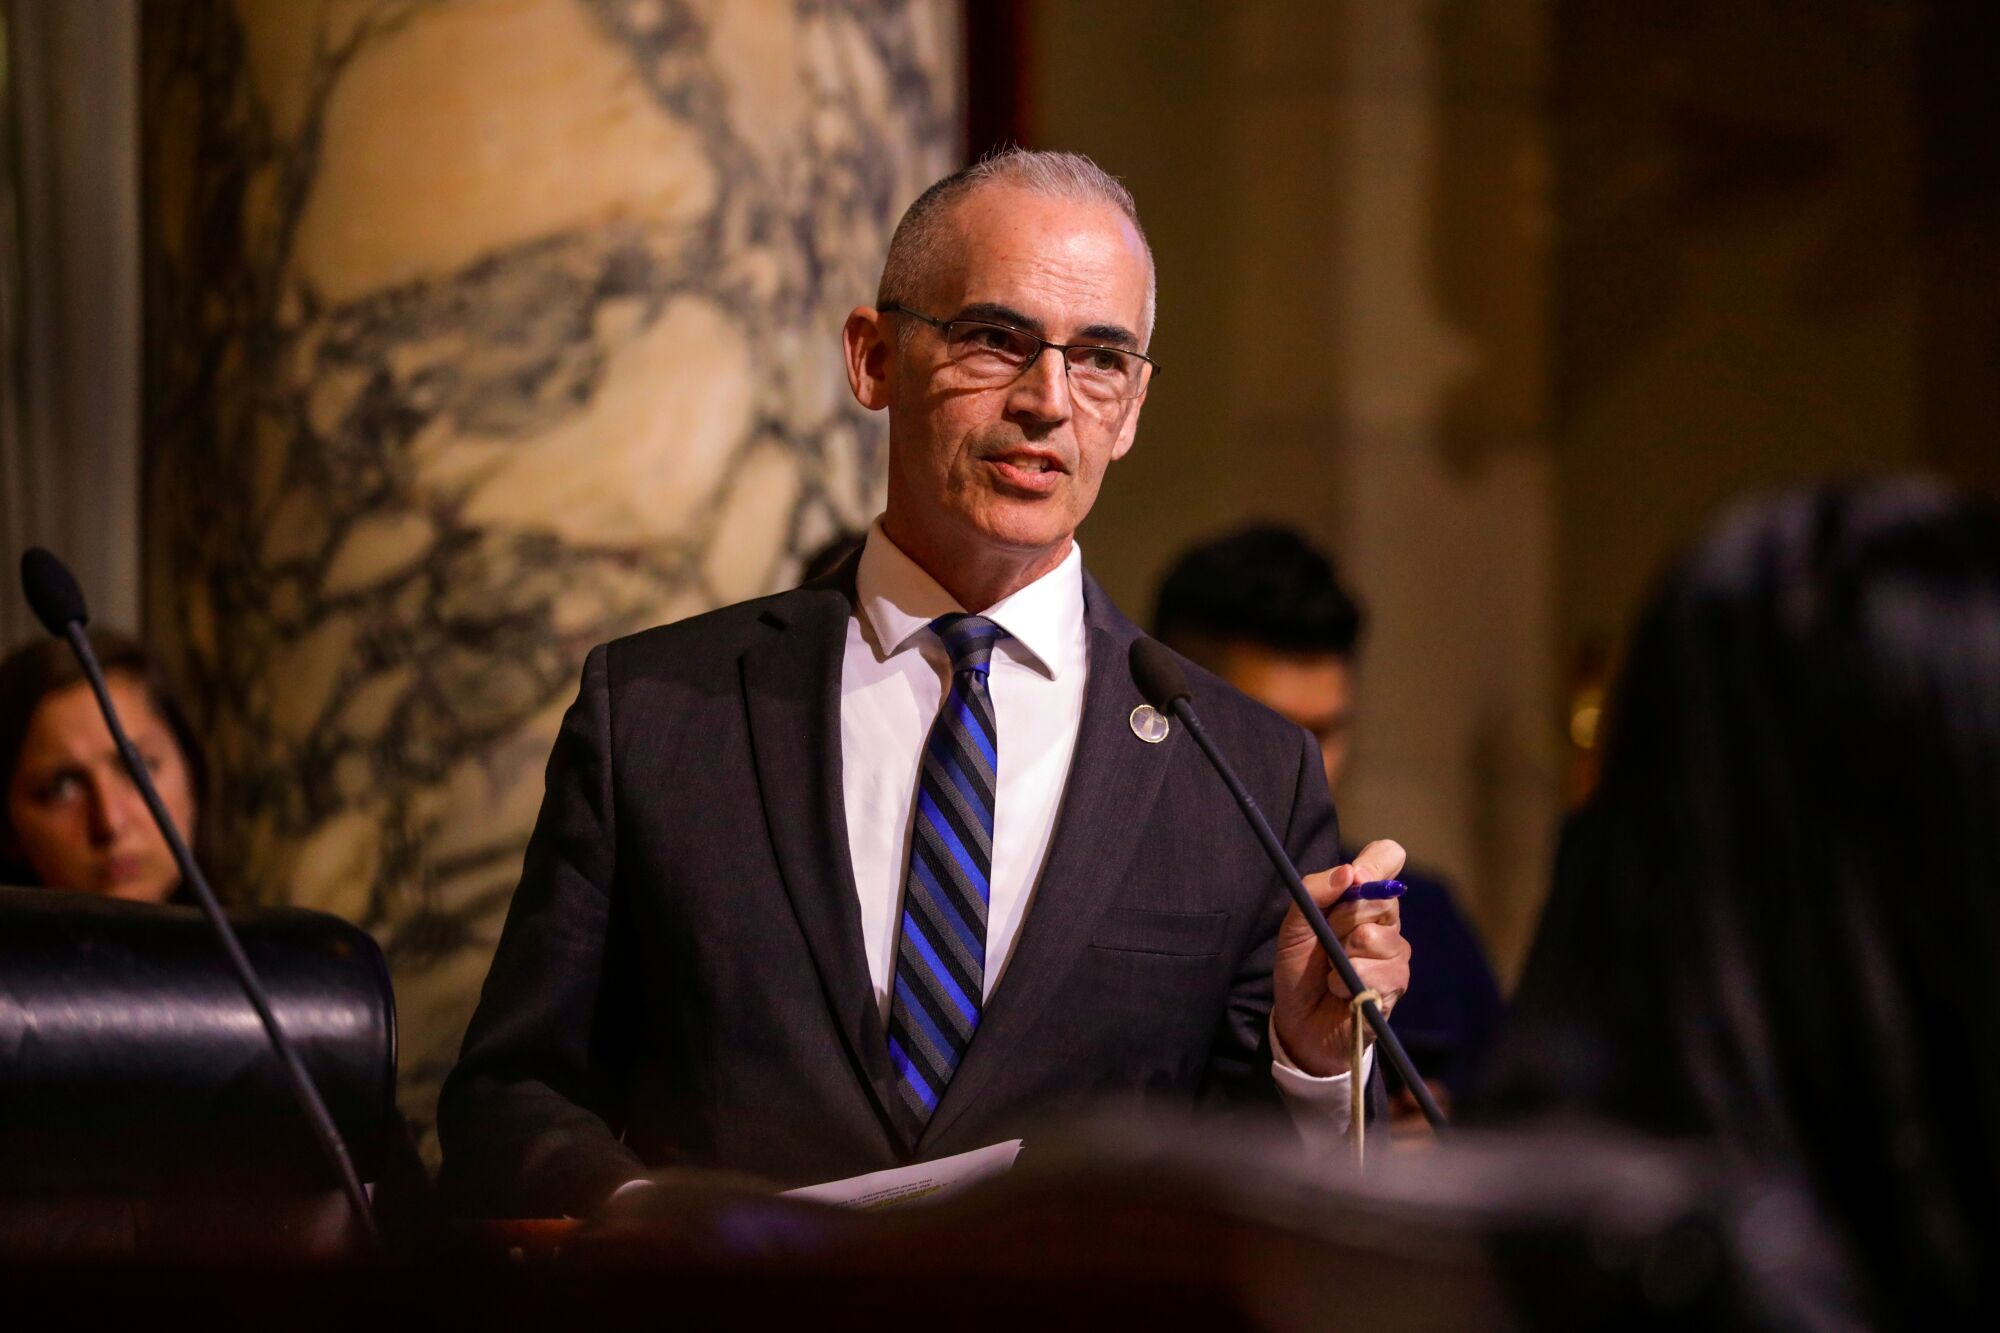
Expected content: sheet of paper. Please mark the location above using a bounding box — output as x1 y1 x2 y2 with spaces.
781 1139 1023 1210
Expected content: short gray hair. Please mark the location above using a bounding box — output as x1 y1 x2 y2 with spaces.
877 148 1157 343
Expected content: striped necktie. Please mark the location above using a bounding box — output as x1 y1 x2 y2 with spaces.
886 612 1005 1137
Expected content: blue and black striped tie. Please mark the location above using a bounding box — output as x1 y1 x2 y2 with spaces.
886 613 1005 1136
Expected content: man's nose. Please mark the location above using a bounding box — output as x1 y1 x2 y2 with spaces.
1005 345 1073 423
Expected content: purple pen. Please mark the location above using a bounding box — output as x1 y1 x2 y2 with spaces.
1334 878 1407 905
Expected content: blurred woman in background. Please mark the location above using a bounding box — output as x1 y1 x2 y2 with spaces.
1479 478 2000 1320
0 629 206 903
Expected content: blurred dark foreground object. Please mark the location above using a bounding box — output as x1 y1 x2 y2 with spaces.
1474 479 2000 1322
0 1121 1857 1328
0 884 419 1258
563 1121 1859 1331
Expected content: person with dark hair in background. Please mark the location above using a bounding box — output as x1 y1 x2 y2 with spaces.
1155 525 1504 1125
0 629 207 903
1478 479 2000 1321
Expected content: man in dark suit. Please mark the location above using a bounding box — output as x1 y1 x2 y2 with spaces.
438 150 1411 1219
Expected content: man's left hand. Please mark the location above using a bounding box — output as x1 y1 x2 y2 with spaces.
1273 840 1413 1078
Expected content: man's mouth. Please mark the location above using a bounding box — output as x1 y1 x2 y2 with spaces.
984 450 1069 491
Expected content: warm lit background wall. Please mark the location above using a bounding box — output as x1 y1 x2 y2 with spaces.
1035 0 1560 976
1028 0 2000 978
0 0 141 651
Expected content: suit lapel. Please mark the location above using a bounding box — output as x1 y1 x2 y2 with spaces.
920 578 1172 1148
740 578 904 1146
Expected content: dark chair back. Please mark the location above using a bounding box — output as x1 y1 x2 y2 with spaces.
0 885 397 1196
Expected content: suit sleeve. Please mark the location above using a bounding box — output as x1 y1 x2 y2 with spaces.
1198 724 1341 1108
436 644 647 1217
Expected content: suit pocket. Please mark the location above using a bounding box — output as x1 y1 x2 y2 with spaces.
1088 908 1230 958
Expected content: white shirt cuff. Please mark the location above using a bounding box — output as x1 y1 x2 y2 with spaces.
1269 1013 1375 1157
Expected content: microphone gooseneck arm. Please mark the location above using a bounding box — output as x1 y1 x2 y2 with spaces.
21 549 382 1251
1131 638 1447 1131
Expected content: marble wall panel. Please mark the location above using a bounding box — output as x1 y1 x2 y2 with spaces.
142 0 960 1153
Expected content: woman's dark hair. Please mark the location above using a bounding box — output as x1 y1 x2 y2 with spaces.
0 629 210 888
1481 478 2000 1315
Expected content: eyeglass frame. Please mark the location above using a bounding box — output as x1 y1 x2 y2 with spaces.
877 302 1162 402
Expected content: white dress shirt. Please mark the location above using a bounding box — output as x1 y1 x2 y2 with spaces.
840 521 1366 1145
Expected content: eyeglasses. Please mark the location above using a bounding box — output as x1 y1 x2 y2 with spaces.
879 304 1160 408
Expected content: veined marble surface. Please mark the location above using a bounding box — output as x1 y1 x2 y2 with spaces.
143 0 959 1154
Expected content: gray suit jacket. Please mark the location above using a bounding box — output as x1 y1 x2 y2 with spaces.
437 563 1339 1218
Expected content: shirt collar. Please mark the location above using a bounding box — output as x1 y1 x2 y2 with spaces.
855 519 1084 680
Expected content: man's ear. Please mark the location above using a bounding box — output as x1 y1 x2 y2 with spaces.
843 307 894 411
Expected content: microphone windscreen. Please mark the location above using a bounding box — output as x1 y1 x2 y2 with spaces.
20 547 90 635
1129 637 1193 709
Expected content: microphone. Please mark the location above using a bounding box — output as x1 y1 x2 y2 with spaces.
1129 637 1447 1131
21 546 90 634
15 547 383 1250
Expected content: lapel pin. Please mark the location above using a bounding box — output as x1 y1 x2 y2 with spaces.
1129 704 1170 744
